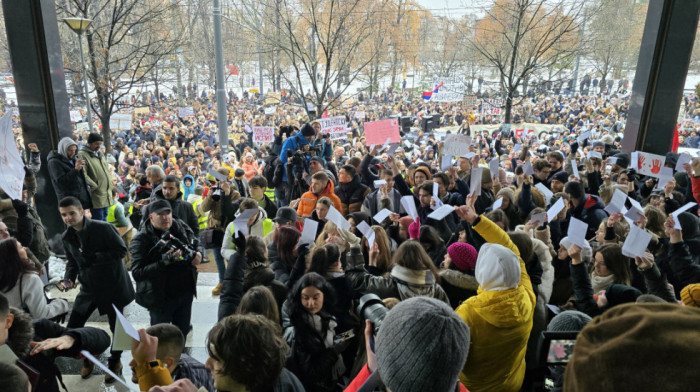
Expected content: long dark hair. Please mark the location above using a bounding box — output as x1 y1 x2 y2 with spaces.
307 243 340 277
276 226 301 268
287 273 337 330
0 238 32 292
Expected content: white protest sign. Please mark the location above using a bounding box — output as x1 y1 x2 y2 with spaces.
299 219 318 245
109 113 132 130
489 157 500 178
547 198 566 223
676 154 693 172
576 131 591 144
233 208 260 238
426 76 465 102
621 225 653 258
604 189 629 215
373 208 392 224
634 151 665 177
672 202 697 229
531 212 546 227
252 126 275 144
571 160 580 179
400 196 419 221
567 217 589 249
428 204 455 220
327 205 351 231
356 221 376 248
373 180 386 189
432 182 443 208
534 183 553 206
522 161 534 176
441 155 453 171
177 107 195 117
69 110 82 123
319 116 347 140
442 134 472 157
81 350 138 391
264 106 276 115
470 168 482 196
492 197 503 210
112 304 140 351
624 197 645 222
0 111 25 200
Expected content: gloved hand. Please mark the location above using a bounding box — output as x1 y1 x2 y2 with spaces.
570 141 579 155
12 199 29 216
408 217 421 239
232 231 246 254
337 229 360 248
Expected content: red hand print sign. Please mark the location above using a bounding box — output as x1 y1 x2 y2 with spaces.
634 152 666 177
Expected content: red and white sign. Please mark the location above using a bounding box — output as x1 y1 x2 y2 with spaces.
633 151 666 177
252 126 275 143
364 119 400 145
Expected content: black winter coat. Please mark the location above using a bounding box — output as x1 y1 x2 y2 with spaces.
218 251 287 320
130 218 198 310
62 218 133 314
47 151 92 209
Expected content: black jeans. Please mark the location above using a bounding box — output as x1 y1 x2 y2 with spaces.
148 294 193 338
67 299 122 365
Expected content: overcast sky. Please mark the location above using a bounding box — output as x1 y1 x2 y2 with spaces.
414 0 486 18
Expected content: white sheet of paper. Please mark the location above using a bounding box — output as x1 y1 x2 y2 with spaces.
513 144 522 153
621 224 653 258
531 212 546 227
672 202 697 229
378 137 391 152
462 152 477 159
233 208 259 238
492 197 503 210
0 344 18 363
576 131 591 144
112 304 140 351
588 151 602 160
489 157 500 178
676 154 693 172
656 167 674 189
547 198 566 223
299 219 318 245
441 155 452 171
81 350 138 391
373 180 386 188
326 205 351 231
470 168 482 196
571 160 580 179
373 208 392 224
609 157 618 165
522 161 534 175
357 221 373 238
604 189 629 215
624 197 645 222
546 304 563 315
630 151 638 170
400 196 419 221
386 143 399 158
534 183 553 206
433 182 443 207
567 217 589 249
427 204 455 220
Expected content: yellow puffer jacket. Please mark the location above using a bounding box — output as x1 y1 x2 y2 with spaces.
456 216 536 392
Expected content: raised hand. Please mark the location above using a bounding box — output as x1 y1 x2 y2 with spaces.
455 192 478 224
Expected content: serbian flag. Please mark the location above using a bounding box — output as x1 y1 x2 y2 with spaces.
672 123 679 153
423 82 444 100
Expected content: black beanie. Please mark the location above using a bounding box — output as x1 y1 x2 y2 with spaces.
300 123 316 137
87 132 104 143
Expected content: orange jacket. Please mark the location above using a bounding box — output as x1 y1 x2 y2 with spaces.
297 180 342 218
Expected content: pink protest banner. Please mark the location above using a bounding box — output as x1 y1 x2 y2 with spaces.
363 119 400 145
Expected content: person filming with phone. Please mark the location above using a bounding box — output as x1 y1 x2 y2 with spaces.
47 137 92 210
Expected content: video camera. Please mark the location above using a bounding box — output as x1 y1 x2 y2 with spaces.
156 232 197 265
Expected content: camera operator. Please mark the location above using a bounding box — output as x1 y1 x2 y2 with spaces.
278 124 317 206
130 199 202 338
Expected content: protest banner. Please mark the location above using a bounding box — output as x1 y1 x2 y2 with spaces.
109 113 133 130
354 111 365 119
443 134 472 157
363 118 400 145
264 92 281 105
252 126 275 143
424 76 465 102
134 107 150 115
178 107 195 118
69 110 83 123
318 116 347 137
76 122 90 132
481 98 504 115
264 106 276 115
0 111 24 200
463 95 478 106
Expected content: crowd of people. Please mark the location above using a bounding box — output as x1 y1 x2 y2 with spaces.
1 87 700 392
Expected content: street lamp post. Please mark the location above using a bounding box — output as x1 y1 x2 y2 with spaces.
63 17 93 133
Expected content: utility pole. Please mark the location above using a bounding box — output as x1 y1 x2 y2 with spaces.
213 0 228 152
571 8 588 95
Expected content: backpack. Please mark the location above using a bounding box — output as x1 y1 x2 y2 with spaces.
263 155 282 187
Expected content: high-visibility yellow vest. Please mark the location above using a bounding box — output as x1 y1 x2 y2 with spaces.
107 203 119 225
192 199 208 230
229 217 274 238
265 187 276 203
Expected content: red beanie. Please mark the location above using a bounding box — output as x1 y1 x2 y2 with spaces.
447 242 478 272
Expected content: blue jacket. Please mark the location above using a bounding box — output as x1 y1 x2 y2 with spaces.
279 134 311 181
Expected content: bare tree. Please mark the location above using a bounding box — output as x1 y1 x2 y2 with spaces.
469 0 585 124
57 0 181 152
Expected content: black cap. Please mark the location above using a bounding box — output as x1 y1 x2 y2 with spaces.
552 170 569 184
273 207 297 224
87 132 104 143
309 156 323 164
150 199 172 214
300 123 316 137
